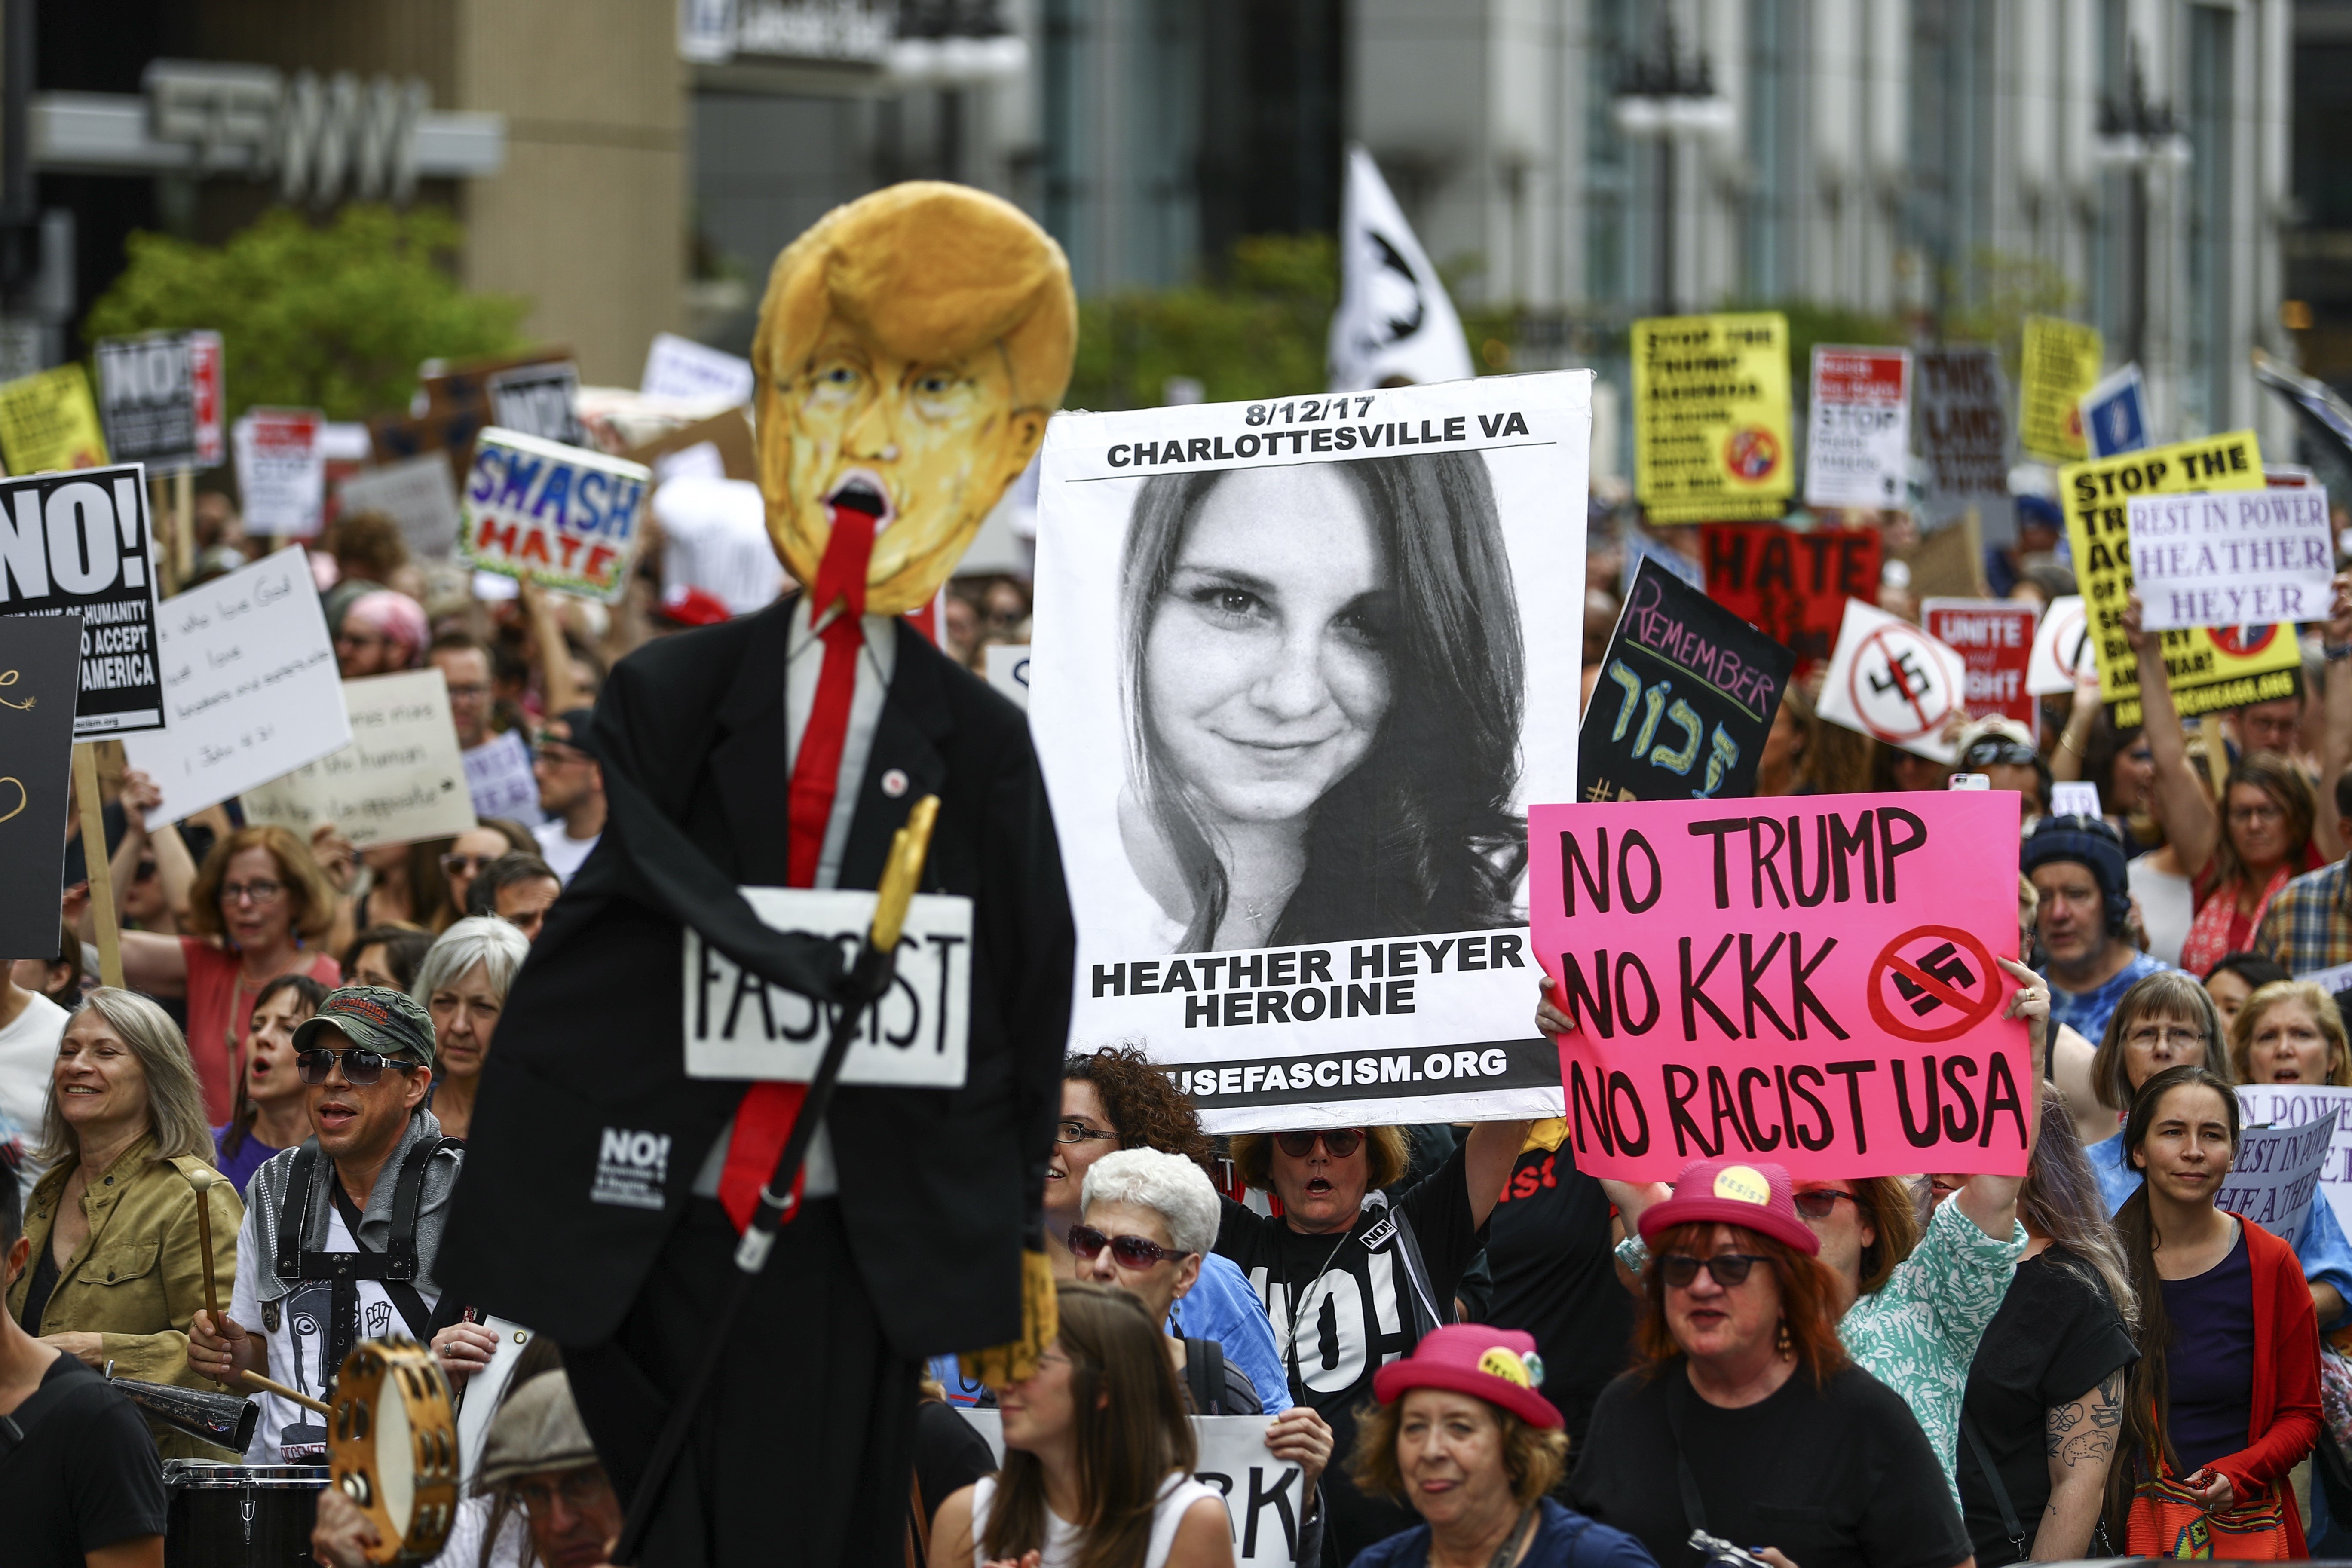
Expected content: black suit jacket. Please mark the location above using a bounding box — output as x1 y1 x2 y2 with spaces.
436 597 1073 1356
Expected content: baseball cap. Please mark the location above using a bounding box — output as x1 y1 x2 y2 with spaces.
655 584 732 628
291 985 437 1070
1637 1157 1820 1256
1369 1324 1562 1430
544 708 599 763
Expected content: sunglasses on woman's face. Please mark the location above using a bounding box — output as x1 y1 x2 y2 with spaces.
1274 1130 1363 1159
1067 1225 1192 1268
440 853 496 878
295 1047 420 1087
1791 1189 1859 1221
1658 1253 1773 1289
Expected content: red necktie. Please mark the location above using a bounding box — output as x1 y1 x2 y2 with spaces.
717 506 876 1233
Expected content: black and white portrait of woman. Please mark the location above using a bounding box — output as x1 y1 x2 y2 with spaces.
1114 452 1527 951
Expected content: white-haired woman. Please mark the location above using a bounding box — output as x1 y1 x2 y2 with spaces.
411 916 529 1144
1078 1148 1334 1566
3 987 242 1458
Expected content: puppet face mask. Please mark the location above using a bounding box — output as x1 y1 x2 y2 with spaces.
754 184 1075 616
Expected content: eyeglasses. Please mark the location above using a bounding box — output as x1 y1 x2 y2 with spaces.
1792 1189 1859 1220
512 1467 609 1517
1067 1225 1193 1268
1274 1130 1363 1159
2227 802 2285 826
442 682 490 700
2126 1024 2206 1051
440 853 496 878
1054 1120 1118 1146
295 1047 421 1086
220 879 285 906
1658 1253 1774 1289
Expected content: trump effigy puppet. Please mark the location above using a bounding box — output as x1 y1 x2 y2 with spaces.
437 183 1076 1565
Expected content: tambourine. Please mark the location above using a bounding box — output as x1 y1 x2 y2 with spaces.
329 1337 460 1564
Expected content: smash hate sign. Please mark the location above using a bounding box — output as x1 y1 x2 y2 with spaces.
1531 791 2031 1181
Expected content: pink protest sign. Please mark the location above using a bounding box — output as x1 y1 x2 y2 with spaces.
1530 790 2031 1180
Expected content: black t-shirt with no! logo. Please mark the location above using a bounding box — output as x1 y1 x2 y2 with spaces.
1215 1141 1484 1565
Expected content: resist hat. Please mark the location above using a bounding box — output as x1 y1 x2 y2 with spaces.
291 985 437 1070
1636 1157 1819 1256
1370 1324 1562 1430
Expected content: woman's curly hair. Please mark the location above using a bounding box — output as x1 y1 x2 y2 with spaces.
1064 1045 1216 1173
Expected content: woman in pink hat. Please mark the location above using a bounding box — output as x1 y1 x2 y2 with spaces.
1344 1323 1655 1568
1568 1158 1977 1568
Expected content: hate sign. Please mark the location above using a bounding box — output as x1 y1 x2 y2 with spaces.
2128 487 2334 632
461 427 650 603
1700 524 1882 678
1532 790 2031 1181
1579 555 1793 804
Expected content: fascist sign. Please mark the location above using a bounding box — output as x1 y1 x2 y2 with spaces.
1533 791 2032 1181
1816 600 1969 763
0 613 80 957
2018 316 2102 464
2060 430 2295 726
94 330 223 472
1579 556 1793 805
1701 524 1883 680
0 465 163 735
1633 313 1794 524
2128 487 2334 633
1922 600 2038 731
1804 346 1911 511
460 427 651 602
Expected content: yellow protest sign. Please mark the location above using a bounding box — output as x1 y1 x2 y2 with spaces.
2018 316 2102 463
2061 430 2295 727
0 363 109 475
1632 312 1793 523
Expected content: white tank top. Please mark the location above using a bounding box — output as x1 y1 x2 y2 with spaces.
968 1471 1222 1568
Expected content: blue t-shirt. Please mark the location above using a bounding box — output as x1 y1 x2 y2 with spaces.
211 1124 284 1200
925 1251 1292 1412
2042 949 2169 1047
2086 1127 2352 1329
1347 1498 1658 1568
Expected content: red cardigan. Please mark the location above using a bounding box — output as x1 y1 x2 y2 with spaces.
2199 1214 2324 1556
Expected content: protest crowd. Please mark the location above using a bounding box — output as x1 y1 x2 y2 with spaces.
8 170 2352 1568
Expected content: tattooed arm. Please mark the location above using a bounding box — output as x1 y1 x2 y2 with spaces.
2034 1369 2124 1560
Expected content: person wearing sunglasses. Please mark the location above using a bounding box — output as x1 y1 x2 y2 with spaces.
1572 1158 1975 1568
1075 1148 1332 1566
438 821 537 924
1215 1115 1526 1564
188 986 468 1464
1954 718 2049 825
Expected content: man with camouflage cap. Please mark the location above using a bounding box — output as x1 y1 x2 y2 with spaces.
188 986 469 1462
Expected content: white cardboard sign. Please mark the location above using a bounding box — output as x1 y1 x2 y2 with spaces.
122 545 349 823
640 332 756 407
239 669 477 848
1814 597 1969 763
984 642 1030 709
957 1410 1311 1568
337 455 463 560
2128 488 2334 631
1029 374 1589 1132
683 887 973 1086
233 409 326 537
2223 1096 2341 1246
461 729 544 825
1805 346 1912 510
2025 595 2092 696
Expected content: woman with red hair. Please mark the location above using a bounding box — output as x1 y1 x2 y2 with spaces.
1570 1159 1975 1568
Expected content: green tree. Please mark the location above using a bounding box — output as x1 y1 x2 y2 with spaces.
1068 234 1341 410
1940 249 2081 381
84 205 529 422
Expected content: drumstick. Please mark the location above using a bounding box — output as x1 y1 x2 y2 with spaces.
231 1367 334 1418
180 1167 330 1417
185 1166 221 1321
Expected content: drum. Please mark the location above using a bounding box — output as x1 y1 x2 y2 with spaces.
330 1337 459 1565
161 1462 328 1568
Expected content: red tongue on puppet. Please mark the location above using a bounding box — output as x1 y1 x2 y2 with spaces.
811 492 883 618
